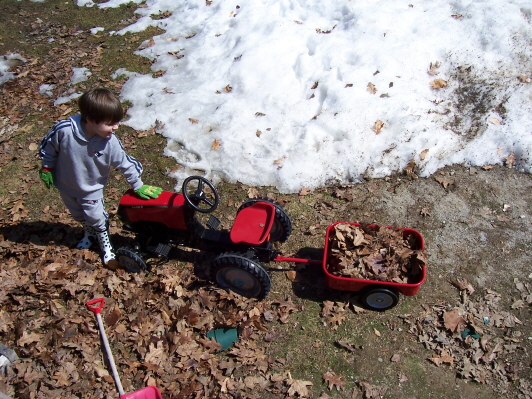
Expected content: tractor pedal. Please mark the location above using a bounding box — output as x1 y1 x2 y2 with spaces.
154 243 171 258
207 215 221 230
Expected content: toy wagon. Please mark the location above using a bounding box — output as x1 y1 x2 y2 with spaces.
115 176 426 311
320 222 426 311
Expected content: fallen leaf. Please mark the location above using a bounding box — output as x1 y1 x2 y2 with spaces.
373 120 384 134
189 118 199 124
104 304 121 326
451 278 475 294
358 381 387 398
367 82 377 94
420 207 431 217
428 353 454 367
504 152 516 168
489 118 501 125
285 270 301 282
336 341 362 352
224 84 232 93
443 309 466 332
323 371 346 391
434 176 454 189
247 187 260 198
373 328 381 337
420 149 429 160
288 379 313 397
430 79 447 89
428 61 440 76
274 157 285 164
211 139 221 150
404 159 417 179
517 75 531 83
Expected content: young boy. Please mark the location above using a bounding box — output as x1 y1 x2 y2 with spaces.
38 88 162 269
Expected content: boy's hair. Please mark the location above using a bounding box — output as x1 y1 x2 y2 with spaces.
78 88 124 124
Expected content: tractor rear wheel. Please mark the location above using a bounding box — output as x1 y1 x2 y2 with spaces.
238 198 292 242
212 252 271 299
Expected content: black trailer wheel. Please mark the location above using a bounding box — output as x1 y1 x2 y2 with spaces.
117 248 147 273
360 287 399 311
212 252 271 299
238 198 292 242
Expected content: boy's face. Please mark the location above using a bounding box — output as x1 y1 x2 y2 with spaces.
85 119 119 139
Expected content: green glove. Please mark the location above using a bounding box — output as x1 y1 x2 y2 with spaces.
135 184 163 199
39 168 54 189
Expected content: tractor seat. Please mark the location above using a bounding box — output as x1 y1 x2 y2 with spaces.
230 202 275 246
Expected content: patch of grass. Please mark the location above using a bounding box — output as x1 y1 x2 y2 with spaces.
266 301 363 395
97 27 165 75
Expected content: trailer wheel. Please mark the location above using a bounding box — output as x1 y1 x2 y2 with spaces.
117 248 147 273
212 252 271 299
238 198 292 242
360 287 399 311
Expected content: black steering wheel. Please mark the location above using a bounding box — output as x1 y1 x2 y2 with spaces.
182 176 219 213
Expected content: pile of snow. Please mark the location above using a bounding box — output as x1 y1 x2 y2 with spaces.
0 54 26 85
56 1 532 191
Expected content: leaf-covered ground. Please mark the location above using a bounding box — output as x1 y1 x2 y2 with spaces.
1 1 532 398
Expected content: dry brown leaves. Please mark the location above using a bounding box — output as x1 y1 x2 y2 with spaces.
322 371 346 391
327 224 425 283
372 120 384 134
0 219 314 398
434 175 454 189
399 278 532 392
430 78 448 89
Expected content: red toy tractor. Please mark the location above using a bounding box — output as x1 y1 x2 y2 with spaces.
116 176 426 310
116 176 293 299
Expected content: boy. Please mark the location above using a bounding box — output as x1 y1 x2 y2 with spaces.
38 88 162 269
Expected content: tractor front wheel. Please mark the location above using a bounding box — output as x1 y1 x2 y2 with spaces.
212 252 271 300
117 248 147 273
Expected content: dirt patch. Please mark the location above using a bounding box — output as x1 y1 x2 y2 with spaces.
261 164 532 398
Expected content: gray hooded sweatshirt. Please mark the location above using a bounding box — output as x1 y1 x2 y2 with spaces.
39 114 144 200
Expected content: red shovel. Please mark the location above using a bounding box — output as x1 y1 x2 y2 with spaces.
86 298 163 399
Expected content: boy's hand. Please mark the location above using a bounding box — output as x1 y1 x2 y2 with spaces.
135 185 163 199
39 168 54 189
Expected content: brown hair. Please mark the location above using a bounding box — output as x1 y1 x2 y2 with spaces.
78 88 124 124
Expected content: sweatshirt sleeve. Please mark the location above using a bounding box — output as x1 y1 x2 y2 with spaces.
39 122 63 168
110 137 144 191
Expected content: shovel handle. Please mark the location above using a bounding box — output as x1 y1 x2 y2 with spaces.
86 298 105 315
85 297 125 396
